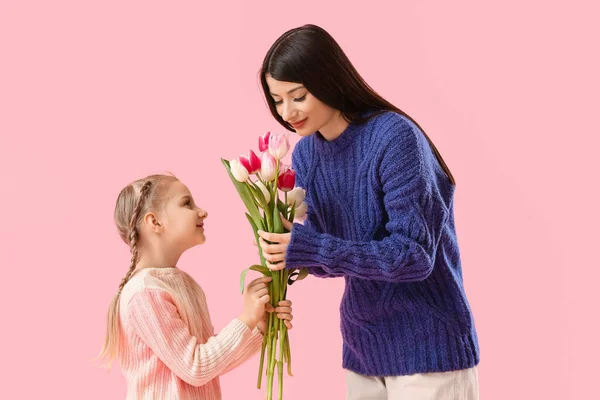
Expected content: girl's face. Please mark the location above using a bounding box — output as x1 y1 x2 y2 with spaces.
266 75 340 137
158 180 208 252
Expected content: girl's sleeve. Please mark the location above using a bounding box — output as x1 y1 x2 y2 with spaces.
126 288 263 387
220 327 263 375
285 121 450 283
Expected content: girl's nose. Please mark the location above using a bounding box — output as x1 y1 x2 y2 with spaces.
199 209 208 218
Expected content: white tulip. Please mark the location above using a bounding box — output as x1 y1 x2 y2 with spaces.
287 187 306 207
294 201 308 219
255 180 271 204
230 159 249 182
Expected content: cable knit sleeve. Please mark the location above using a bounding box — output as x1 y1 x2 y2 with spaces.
125 288 263 387
291 142 344 279
285 121 450 282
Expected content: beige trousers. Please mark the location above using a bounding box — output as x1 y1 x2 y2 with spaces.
346 367 479 400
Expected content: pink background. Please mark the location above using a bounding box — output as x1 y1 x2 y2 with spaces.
1 1 598 399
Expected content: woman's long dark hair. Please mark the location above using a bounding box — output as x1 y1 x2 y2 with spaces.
260 24 455 186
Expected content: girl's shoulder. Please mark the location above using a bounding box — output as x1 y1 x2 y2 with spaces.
119 268 182 307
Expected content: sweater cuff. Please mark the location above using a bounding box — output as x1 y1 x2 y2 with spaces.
286 222 323 269
228 318 254 336
231 318 263 349
248 326 264 351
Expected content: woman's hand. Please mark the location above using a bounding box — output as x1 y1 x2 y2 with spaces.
257 216 293 271
257 300 294 334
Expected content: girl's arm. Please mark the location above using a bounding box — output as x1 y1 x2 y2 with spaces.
284 121 450 283
219 326 263 375
126 288 263 387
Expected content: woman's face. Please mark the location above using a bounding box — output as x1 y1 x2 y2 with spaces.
266 75 340 137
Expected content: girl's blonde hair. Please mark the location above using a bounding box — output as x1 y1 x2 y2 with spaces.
98 173 178 369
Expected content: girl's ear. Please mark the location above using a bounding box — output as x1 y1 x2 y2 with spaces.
143 212 163 233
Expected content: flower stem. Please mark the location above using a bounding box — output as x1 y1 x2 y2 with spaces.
257 329 268 389
278 317 286 399
268 323 278 399
285 333 293 376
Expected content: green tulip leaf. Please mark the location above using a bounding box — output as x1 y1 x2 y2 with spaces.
221 158 262 227
246 213 265 264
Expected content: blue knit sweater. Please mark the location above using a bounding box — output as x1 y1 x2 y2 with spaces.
286 111 479 376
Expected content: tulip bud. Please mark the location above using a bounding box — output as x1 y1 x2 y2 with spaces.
239 150 261 174
230 159 249 182
255 180 271 204
268 132 290 160
294 201 308 219
287 187 306 207
258 131 271 153
277 165 296 192
260 152 277 181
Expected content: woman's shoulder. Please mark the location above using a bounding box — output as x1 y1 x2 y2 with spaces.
362 111 425 156
368 111 417 138
293 134 313 156
291 134 314 173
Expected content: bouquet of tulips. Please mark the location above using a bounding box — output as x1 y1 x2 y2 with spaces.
221 132 308 400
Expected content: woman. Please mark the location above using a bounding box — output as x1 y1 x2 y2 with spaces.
257 24 480 399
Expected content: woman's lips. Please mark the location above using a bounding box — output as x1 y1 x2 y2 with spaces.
291 118 307 129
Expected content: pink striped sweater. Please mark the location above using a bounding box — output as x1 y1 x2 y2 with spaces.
118 267 263 399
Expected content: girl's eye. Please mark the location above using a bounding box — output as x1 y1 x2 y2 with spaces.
273 100 283 106
185 201 191 207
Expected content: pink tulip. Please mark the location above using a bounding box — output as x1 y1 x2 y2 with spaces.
260 151 277 181
277 165 296 192
239 150 261 175
268 132 290 160
258 131 271 153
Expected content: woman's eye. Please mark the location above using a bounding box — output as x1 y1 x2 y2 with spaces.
273 100 283 106
294 94 306 102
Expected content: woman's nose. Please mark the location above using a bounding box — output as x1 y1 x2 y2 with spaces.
281 101 296 122
199 209 208 218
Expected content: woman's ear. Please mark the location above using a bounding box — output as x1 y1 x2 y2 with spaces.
143 212 163 233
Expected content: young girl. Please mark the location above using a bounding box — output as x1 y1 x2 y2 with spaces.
257 25 479 399
98 173 293 399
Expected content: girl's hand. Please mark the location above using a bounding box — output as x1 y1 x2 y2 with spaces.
257 300 294 334
257 216 293 271
238 276 272 330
